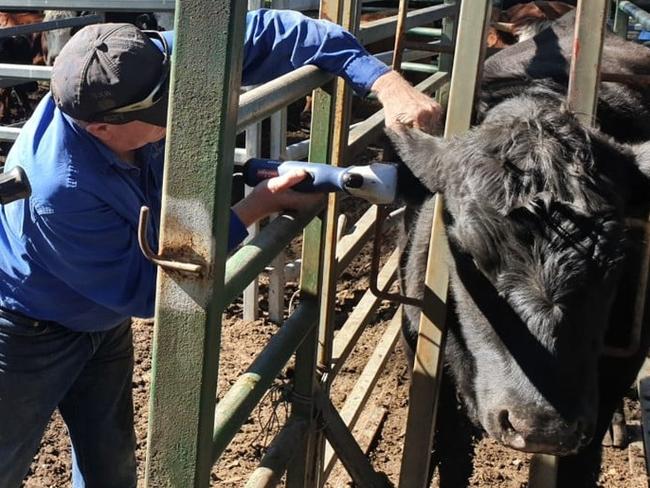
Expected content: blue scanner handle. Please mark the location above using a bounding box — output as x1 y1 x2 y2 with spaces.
244 158 344 193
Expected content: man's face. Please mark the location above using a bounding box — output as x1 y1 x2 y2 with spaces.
109 120 166 149
85 119 166 153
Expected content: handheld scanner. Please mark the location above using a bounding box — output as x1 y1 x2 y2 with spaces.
243 158 397 205
0 166 31 205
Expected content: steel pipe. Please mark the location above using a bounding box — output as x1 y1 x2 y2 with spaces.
223 204 323 307
212 300 319 462
358 3 456 46
620 1 650 31
0 64 51 81
0 14 101 38
0 0 174 11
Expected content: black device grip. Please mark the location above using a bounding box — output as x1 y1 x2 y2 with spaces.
0 166 31 205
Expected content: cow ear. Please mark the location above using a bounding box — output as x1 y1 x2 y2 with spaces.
385 126 447 194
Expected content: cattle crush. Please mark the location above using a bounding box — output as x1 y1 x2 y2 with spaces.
1 0 650 487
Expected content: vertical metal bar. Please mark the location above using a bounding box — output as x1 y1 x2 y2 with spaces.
567 0 608 126
391 0 409 70
398 1 491 487
243 122 262 322
144 0 247 486
530 2 609 485
614 0 630 38
285 88 332 488
268 109 288 324
243 0 264 324
435 0 458 108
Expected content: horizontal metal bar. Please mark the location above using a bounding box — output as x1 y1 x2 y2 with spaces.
223 204 323 307
237 65 333 133
0 0 174 11
0 126 20 141
0 14 101 38
358 3 456 46
0 64 51 80
407 26 442 37
620 1 650 31
212 300 319 462
401 61 439 74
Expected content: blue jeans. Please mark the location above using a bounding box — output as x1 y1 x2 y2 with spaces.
0 313 136 488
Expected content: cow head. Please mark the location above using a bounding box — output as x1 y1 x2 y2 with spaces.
388 92 649 455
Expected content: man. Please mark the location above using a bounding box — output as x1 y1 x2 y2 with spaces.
0 9 440 487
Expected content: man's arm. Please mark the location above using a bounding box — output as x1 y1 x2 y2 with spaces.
242 9 441 132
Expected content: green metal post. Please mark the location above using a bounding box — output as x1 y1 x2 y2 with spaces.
144 0 247 486
435 0 457 108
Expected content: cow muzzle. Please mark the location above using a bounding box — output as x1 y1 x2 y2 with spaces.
488 406 593 455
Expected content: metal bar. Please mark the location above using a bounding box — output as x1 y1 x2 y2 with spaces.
358 3 456 45
143 0 247 485
331 250 399 379
269 109 288 324
400 61 439 74
567 0 608 125
435 0 456 124
318 392 390 488
224 206 323 308
237 66 333 134
620 0 650 31
391 0 410 70
0 126 20 142
613 1 630 38
243 120 262 322
407 26 442 36
323 310 402 479
528 454 559 488
0 0 175 11
0 14 101 38
212 300 319 462
0 64 51 81
245 419 310 488
399 1 490 486
285 87 332 488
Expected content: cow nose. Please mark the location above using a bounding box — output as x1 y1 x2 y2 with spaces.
495 408 592 455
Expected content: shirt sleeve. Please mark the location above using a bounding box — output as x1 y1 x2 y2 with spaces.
229 209 249 251
242 9 390 95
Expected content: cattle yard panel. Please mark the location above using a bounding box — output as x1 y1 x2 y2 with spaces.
619 0 650 31
0 0 174 11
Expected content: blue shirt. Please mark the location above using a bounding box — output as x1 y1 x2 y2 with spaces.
0 9 390 331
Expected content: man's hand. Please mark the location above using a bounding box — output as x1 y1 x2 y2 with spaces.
232 170 325 227
371 70 443 134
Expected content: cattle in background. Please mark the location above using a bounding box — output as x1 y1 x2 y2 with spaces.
0 11 45 124
487 1 575 48
389 10 650 487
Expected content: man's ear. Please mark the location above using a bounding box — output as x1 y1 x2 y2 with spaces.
385 126 447 194
84 122 110 141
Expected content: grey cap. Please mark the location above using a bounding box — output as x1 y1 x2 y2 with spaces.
51 23 169 127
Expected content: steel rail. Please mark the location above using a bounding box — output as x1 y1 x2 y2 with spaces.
619 0 650 31
223 204 323 308
0 0 174 11
212 300 319 462
0 13 101 38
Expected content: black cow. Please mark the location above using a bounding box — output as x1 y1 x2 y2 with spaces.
389 11 650 487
